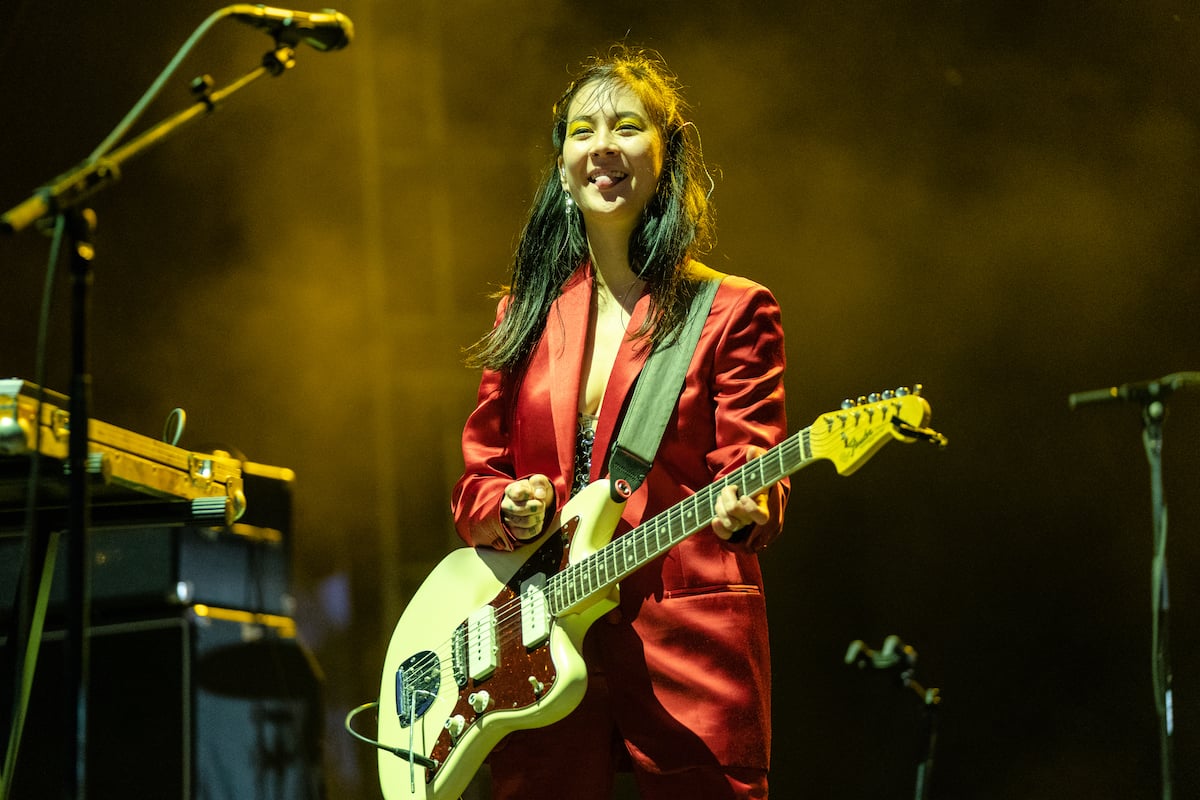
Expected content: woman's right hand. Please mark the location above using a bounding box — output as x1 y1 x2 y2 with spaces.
501 474 553 541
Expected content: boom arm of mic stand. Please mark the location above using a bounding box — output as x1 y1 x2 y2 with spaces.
1 45 297 236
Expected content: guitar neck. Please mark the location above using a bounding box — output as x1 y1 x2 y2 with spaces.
548 426 814 614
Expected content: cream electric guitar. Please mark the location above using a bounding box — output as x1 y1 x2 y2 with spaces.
377 387 944 800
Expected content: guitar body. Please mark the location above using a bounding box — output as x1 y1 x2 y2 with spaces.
378 480 625 800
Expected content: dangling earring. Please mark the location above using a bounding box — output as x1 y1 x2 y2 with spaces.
563 190 575 216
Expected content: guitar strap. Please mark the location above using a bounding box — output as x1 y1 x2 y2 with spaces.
607 269 724 502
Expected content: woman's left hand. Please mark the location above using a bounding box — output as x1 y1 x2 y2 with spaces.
711 483 772 552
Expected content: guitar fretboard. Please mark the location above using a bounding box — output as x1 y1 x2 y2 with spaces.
547 426 814 614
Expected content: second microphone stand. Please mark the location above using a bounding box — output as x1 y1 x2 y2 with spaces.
846 635 941 800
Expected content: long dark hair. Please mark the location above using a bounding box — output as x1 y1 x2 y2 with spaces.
466 45 716 372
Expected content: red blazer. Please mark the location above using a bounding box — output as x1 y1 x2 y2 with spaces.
451 262 789 772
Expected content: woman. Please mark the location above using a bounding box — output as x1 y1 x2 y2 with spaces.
452 46 789 800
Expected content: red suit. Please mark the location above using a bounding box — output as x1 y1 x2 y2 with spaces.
452 262 789 789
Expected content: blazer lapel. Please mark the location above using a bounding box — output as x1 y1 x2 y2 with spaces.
590 292 653 482
547 268 593 489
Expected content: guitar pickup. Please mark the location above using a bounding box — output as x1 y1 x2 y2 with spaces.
467 605 498 681
520 574 550 648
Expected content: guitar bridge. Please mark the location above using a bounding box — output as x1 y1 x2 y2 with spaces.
451 622 468 688
396 651 440 727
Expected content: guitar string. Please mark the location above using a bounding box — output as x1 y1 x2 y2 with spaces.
545 404 903 611
543 402 898 616
546 434 806 610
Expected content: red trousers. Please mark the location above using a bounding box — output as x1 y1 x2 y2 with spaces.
487 674 768 800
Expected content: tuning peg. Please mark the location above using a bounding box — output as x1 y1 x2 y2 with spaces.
913 383 923 396
881 389 895 400
841 398 855 410
868 392 881 403
896 386 910 397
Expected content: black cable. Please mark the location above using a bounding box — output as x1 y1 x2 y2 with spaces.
343 702 438 770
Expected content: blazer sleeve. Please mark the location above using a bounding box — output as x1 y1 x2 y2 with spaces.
451 300 524 551
704 278 790 542
450 369 515 551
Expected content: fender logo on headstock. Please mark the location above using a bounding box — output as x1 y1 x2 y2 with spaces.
841 426 878 458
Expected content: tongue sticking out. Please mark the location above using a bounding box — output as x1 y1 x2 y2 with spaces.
592 174 620 189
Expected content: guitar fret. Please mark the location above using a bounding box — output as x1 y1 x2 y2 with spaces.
746 459 764 492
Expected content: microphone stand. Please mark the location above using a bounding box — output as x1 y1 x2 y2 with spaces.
846 636 941 800
65 206 96 800
1069 372 1200 800
1143 398 1173 800
1 44 300 800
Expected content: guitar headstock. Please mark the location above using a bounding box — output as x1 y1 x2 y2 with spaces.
810 385 945 476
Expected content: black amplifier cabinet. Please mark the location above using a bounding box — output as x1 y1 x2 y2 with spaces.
0 606 324 799
0 461 295 625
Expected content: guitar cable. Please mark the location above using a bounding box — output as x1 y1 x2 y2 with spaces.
343 701 439 769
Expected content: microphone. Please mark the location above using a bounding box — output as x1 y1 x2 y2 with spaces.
229 4 354 51
1068 372 1200 410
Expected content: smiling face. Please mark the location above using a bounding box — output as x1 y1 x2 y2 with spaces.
557 79 665 235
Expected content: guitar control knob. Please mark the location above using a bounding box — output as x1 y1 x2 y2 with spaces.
468 691 492 713
445 714 466 739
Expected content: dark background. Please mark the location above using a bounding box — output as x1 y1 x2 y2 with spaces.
2 2 1199 798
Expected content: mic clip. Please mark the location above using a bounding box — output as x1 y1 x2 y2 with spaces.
846 634 917 680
